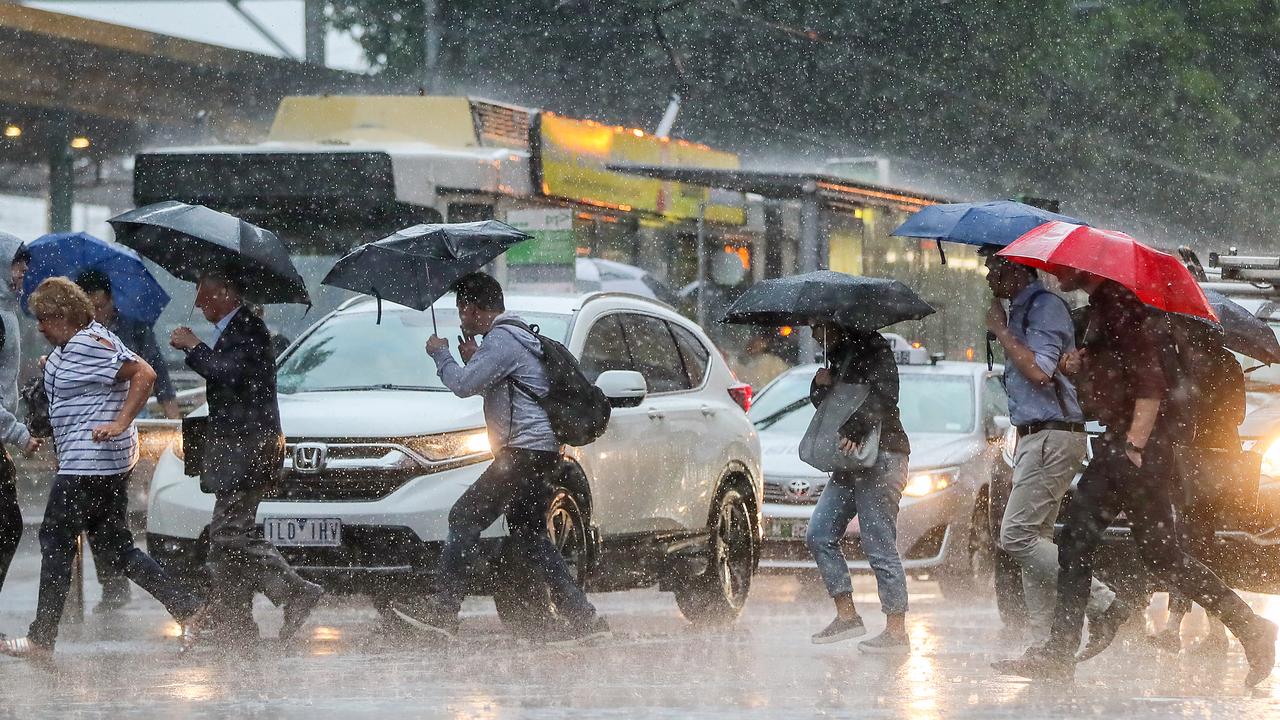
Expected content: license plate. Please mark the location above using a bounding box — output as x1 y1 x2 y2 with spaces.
265 517 342 547
766 518 808 540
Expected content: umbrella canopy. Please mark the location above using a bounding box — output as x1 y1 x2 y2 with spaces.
21 232 170 324
722 271 935 331
1203 289 1280 364
321 221 531 314
891 200 1088 249
108 201 309 305
997 221 1217 322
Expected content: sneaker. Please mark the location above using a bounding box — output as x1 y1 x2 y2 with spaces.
1240 617 1277 687
1147 627 1182 653
811 616 866 645
992 645 1074 681
390 599 459 640
1077 599 1131 662
1188 632 1229 657
546 616 612 647
0 636 53 662
858 629 910 655
279 582 324 641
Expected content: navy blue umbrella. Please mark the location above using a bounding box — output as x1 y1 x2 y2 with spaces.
22 232 170 323
891 200 1088 249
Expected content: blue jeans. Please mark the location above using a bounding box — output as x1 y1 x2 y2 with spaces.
435 448 596 624
805 452 909 615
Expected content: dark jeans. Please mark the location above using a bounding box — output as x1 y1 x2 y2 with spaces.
206 486 311 615
29 472 202 648
1046 437 1257 657
1168 451 1224 615
90 479 131 598
435 447 596 624
0 447 21 592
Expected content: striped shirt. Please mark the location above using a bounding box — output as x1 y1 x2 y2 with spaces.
44 321 139 475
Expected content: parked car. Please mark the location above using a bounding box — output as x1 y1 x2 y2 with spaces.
747 337 1012 598
145 291 763 628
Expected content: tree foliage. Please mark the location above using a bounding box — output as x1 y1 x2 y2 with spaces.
327 0 1280 247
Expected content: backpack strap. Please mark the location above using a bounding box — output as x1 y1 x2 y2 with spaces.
490 318 547 401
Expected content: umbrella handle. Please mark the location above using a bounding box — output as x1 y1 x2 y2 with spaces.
371 287 383 325
430 302 438 336
938 242 947 266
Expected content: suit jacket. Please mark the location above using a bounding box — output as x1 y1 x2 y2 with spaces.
186 307 284 494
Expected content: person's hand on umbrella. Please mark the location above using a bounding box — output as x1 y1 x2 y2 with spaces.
985 298 1009 337
425 334 450 355
838 437 861 456
170 327 201 352
22 437 41 458
458 335 479 363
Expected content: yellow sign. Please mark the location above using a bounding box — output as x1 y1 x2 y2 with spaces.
535 113 744 224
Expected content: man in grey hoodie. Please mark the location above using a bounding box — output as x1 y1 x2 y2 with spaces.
0 233 42 594
393 272 607 643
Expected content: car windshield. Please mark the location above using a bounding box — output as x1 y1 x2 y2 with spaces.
277 308 571 394
749 369 976 435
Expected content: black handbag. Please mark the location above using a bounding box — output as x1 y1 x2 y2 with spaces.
19 377 52 439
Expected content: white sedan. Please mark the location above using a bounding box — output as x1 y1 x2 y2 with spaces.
748 349 1011 598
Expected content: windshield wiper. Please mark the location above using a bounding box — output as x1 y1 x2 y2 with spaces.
752 397 813 431
289 385 449 393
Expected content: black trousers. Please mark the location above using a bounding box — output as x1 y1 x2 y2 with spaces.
206 486 311 614
90 479 131 596
0 447 21 592
28 472 201 648
1046 436 1257 656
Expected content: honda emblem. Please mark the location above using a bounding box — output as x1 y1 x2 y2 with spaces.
293 442 328 474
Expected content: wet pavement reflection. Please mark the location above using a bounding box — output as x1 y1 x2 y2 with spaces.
2 541 1279 719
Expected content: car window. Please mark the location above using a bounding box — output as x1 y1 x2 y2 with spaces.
619 313 691 392
669 322 710 388
983 376 1009 419
751 369 975 435
579 314 633 383
277 309 570 394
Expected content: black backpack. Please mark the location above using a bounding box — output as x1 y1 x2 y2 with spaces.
494 318 612 447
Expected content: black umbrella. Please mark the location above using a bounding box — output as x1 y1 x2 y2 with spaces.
1204 289 1280 365
321 221 531 327
721 271 935 331
108 201 309 305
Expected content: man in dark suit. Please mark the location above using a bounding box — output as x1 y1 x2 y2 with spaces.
170 267 322 645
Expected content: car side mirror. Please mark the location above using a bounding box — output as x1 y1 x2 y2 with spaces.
987 414 1012 441
596 370 647 408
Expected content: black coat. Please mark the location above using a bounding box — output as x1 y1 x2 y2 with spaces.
810 332 911 457
186 307 284 494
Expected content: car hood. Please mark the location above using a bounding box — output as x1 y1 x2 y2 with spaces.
759 431 980 478
276 390 485 438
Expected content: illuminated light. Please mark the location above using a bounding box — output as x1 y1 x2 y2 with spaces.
461 431 491 456
163 621 184 638
3 125 20 138
312 626 342 642
885 251 898 264
903 470 953 498
853 208 863 219
1261 437 1280 478
911 342 922 349
69 137 90 149
632 128 645 137
815 181 936 209
779 326 793 337
965 347 975 361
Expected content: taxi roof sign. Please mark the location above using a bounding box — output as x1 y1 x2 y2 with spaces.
884 333 930 365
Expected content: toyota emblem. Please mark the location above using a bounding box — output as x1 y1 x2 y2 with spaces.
293 442 328 474
785 478 812 499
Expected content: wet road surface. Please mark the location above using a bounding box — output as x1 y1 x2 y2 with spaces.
2 536 1280 719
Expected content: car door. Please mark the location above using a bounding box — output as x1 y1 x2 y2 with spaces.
573 312 650 534
617 312 702 533
667 320 729 529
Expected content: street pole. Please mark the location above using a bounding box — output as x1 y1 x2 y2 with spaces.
696 201 708 329
48 118 73 234
423 0 441 91
798 186 822 362
304 0 326 66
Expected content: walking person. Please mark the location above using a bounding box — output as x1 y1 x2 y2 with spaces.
0 278 205 659
168 267 322 646
804 324 912 654
983 254 1122 650
392 272 608 642
76 270 182 614
0 237 41 601
993 271 1277 686
1149 331 1244 655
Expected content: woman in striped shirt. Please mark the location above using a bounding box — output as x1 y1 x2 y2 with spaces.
0 277 205 660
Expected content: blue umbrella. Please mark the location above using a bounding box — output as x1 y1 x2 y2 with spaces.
891 200 1088 249
22 232 170 323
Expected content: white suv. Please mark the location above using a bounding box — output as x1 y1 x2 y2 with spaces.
146 292 762 627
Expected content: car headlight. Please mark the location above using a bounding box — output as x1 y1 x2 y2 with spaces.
1260 437 1280 479
903 468 957 498
404 429 492 462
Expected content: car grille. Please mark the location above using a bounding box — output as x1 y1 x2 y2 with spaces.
265 440 428 502
763 475 829 505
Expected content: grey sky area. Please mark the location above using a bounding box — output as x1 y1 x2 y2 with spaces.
28 1 371 71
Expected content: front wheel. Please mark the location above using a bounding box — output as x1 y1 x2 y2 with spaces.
493 486 590 636
672 485 755 626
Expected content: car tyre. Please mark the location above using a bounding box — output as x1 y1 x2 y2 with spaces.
672 484 755 626
938 490 997 600
492 486 591 637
